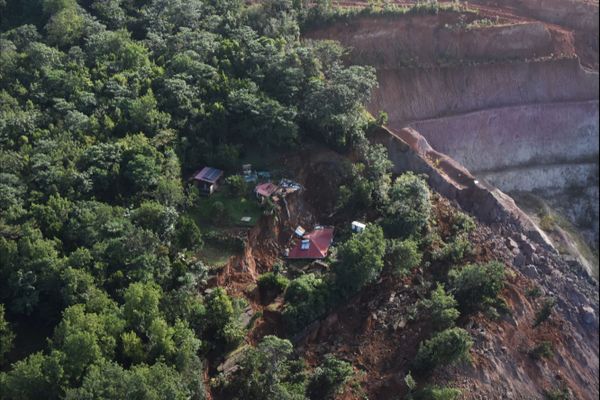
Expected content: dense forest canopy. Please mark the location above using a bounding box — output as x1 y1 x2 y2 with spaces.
0 0 379 398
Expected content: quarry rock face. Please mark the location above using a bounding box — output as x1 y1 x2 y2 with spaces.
308 6 599 276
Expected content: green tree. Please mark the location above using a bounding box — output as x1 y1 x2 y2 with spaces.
419 284 460 331
0 304 15 365
0 351 65 400
387 238 422 275
42 0 76 15
45 7 84 47
203 288 244 354
448 261 506 313
219 335 307 400
302 64 377 149
334 224 386 298
64 360 198 400
282 273 330 333
131 201 178 239
122 282 162 333
173 215 203 251
383 172 431 238
225 175 248 196
121 330 146 364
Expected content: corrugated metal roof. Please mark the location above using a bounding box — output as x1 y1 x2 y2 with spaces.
255 182 279 197
193 167 224 183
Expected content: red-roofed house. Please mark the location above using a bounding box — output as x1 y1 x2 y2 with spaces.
287 226 334 259
254 182 279 200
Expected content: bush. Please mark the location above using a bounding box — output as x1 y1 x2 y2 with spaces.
210 201 228 225
413 328 473 373
526 285 542 298
529 341 554 360
418 284 460 331
449 210 476 236
544 386 572 400
307 355 353 400
432 234 471 263
413 386 462 400
533 298 556 328
448 261 506 313
225 175 248 197
257 272 289 301
387 238 422 275
283 274 331 333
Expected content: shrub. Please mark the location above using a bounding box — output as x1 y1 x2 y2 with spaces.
307 355 354 400
210 201 228 225
449 211 476 236
432 234 471 263
526 285 542 298
413 328 473 373
529 341 554 360
257 272 289 301
533 298 556 328
225 175 248 197
448 261 506 313
283 274 330 333
418 284 460 331
544 386 572 400
413 385 462 400
387 238 422 275
539 214 556 231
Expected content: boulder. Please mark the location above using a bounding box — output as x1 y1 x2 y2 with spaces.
580 306 597 325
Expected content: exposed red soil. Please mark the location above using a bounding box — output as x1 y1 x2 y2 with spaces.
207 145 599 399
294 195 599 399
319 0 598 69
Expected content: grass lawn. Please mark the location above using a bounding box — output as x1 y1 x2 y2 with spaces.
198 242 237 267
189 190 263 231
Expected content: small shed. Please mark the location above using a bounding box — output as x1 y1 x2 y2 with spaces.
192 167 224 195
255 182 279 200
352 221 366 233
